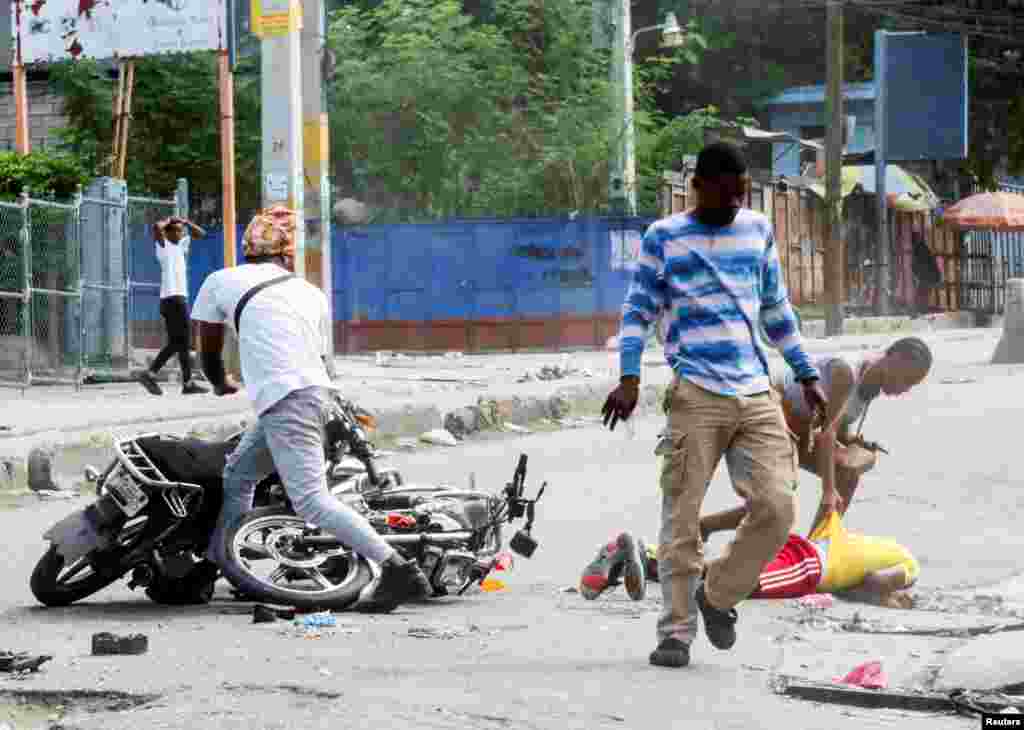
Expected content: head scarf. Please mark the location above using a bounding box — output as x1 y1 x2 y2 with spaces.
243 206 297 259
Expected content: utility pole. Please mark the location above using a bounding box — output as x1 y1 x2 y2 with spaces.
301 0 333 354
253 0 305 276
220 0 238 268
873 30 890 316
608 0 635 216
824 0 845 335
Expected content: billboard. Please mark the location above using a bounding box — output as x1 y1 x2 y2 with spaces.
876 31 968 162
12 0 226 64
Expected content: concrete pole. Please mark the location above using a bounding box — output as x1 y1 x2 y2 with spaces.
608 0 633 216
219 49 238 268
301 0 333 355
873 30 890 316
257 0 305 277
824 1 845 336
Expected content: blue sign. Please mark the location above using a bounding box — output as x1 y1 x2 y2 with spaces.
875 31 969 162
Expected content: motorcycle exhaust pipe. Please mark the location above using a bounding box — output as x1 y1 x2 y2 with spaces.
297 531 474 549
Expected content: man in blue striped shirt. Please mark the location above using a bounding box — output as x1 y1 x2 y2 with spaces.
602 142 828 669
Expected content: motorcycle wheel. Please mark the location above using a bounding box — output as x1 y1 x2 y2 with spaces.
220 507 375 610
30 546 123 607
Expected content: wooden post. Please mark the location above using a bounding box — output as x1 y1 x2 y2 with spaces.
111 60 126 176
13 64 30 155
824 0 845 335
116 61 136 180
219 49 237 268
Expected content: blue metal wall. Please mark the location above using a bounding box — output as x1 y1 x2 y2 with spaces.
131 216 655 324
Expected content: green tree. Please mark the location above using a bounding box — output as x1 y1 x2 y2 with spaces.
50 53 263 216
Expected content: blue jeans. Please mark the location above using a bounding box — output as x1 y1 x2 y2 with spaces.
206 386 395 567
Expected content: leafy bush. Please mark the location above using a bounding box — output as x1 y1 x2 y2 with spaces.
0 150 91 201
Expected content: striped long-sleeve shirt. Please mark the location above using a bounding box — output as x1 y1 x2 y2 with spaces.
620 209 818 396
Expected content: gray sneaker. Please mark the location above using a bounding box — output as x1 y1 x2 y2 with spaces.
135 370 163 396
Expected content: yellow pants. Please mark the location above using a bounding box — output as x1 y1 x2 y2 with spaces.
809 510 920 593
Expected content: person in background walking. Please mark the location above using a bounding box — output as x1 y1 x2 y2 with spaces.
135 216 209 396
602 141 828 669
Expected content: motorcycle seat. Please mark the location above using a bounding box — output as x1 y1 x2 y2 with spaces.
135 436 236 487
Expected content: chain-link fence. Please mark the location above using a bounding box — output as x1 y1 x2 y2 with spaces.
0 180 186 390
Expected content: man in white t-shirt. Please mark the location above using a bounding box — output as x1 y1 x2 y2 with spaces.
191 206 429 613
135 216 209 396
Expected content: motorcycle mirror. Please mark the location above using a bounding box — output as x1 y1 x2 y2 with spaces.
84 465 101 483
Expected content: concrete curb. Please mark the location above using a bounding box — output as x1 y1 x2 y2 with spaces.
0 379 668 494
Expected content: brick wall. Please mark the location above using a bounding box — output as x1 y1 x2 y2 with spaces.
0 79 68 152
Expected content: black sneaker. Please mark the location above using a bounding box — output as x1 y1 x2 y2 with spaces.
649 637 691 668
695 581 737 650
356 558 431 614
182 381 209 395
135 370 163 396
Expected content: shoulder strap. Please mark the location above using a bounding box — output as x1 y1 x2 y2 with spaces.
234 274 296 333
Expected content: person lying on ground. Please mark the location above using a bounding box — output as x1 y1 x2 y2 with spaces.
580 430 919 609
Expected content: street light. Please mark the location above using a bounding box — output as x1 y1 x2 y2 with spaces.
610 9 688 216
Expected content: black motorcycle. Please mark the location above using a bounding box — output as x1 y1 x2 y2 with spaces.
31 394 546 609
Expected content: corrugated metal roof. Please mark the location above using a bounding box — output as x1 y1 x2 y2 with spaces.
766 82 877 106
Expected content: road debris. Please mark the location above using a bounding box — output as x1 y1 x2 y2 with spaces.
563 586 579 594
91 633 148 656
395 438 418 452
408 626 467 640
836 660 888 689
504 423 531 434
0 651 52 674
419 429 458 447
940 377 977 385
797 593 835 610
253 605 296 624
776 676 1024 716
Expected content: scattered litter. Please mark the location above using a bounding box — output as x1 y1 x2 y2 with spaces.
395 438 418 452
253 605 296 624
798 593 835 610
743 664 769 672
318 667 333 678
599 714 626 722
299 612 337 628
92 633 148 656
480 577 506 592
516 364 579 383
940 377 977 385
0 651 52 674
835 660 888 689
504 423 531 434
563 586 579 594
408 626 465 640
419 429 458 447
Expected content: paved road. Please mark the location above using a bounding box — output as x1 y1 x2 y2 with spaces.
0 393 1007 728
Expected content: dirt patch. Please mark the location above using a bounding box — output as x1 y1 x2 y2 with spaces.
0 689 157 729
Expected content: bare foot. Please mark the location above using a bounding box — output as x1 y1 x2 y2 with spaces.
879 591 914 610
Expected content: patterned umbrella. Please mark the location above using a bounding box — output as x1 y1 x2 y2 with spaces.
941 191 1024 232
808 165 940 212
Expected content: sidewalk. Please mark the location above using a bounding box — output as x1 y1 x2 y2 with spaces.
0 326 1000 469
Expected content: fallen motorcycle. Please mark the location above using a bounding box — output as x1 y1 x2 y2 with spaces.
30 394 546 609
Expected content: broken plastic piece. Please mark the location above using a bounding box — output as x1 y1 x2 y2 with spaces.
494 552 514 572
480 577 506 592
798 593 835 609
835 660 888 689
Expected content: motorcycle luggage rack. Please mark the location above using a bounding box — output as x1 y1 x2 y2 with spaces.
112 434 204 520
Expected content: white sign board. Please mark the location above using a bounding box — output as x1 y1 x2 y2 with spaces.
13 0 225 64
610 229 642 271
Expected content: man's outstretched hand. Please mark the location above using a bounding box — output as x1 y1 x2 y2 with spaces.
602 376 639 431
801 379 829 426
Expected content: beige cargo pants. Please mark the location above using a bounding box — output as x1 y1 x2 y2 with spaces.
657 375 798 645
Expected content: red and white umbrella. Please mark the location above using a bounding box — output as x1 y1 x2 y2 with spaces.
942 191 1024 232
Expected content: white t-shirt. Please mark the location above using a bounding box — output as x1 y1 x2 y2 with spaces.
156 236 190 299
191 263 334 416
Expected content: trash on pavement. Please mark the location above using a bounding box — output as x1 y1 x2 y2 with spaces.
0 651 52 673
504 423 531 434
299 612 337 628
253 605 296 624
419 429 458 447
480 577 506 592
835 660 888 689
91 632 149 656
798 593 835 610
